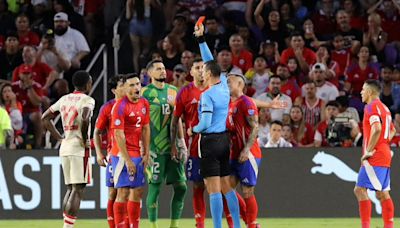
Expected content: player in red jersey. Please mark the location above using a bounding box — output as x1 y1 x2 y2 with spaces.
42 71 95 228
110 74 150 228
93 74 127 228
355 79 396 228
226 72 261 228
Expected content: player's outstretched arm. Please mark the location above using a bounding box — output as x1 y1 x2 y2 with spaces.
252 95 287 109
93 128 106 167
41 109 63 141
194 23 214 63
141 124 151 167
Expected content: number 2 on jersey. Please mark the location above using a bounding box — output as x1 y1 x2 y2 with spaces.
61 106 78 130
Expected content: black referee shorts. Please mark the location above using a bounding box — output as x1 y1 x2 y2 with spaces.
199 131 231 178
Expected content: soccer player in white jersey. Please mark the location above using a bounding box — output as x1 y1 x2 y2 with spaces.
42 71 95 228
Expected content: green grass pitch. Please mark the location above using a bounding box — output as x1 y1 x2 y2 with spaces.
0 218 399 227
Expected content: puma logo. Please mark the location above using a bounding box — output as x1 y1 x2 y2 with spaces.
311 151 382 214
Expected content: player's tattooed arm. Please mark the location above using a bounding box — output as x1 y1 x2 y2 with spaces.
41 109 63 141
240 114 259 163
170 115 180 159
81 107 91 147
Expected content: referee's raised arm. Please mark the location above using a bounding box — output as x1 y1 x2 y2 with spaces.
191 22 242 228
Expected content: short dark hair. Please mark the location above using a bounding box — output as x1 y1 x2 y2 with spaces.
146 59 163 71
269 75 282 81
72 70 91 89
290 30 304 40
326 100 339 108
364 79 381 93
335 95 349 108
124 73 139 80
271 120 283 127
193 57 203 64
108 74 126 90
204 60 221 77
381 64 394 71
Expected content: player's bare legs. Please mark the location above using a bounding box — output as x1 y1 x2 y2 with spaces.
354 186 371 228
62 184 85 228
64 184 86 216
376 191 394 228
192 181 206 228
62 185 72 212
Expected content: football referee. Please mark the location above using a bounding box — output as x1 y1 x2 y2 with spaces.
188 23 241 228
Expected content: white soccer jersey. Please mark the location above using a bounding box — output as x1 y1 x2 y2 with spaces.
50 91 95 157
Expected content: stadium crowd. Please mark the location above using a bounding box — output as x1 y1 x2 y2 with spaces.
0 0 400 150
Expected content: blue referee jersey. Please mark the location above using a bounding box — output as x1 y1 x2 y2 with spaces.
194 42 230 134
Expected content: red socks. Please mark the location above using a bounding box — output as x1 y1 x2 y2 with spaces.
127 201 141 228
359 200 371 228
193 186 206 228
223 196 234 228
382 198 394 228
244 195 258 228
236 192 247 223
107 200 115 228
114 202 127 228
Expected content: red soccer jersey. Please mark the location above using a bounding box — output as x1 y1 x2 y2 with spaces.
11 81 43 114
232 50 253 73
346 63 379 96
331 48 351 77
95 99 116 154
173 82 208 157
280 47 317 66
110 97 150 157
362 99 394 167
227 95 261 159
301 97 324 127
280 78 301 102
13 62 53 88
292 123 314 146
315 120 329 147
18 31 40 47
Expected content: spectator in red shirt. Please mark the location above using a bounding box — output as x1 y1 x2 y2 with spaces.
216 45 243 74
342 0 366 31
11 64 44 148
15 14 40 48
288 105 314 147
344 46 379 97
281 31 317 73
229 34 253 73
330 34 356 79
275 63 301 102
13 45 58 93
0 83 23 147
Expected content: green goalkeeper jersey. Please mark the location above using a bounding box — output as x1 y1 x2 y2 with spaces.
141 83 178 155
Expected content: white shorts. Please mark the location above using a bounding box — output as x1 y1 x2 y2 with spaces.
61 155 92 185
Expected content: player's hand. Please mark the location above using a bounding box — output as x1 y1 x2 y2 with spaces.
126 159 137 176
187 127 193 137
81 139 90 149
171 144 179 163
194 23 205 37
270 94 287 109
175 138 188 163
96 155 107 167
361 150 375 163
141 154 151 168
239 148 250 163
